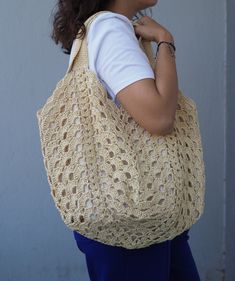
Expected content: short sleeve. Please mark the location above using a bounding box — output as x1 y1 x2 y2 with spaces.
87 12 155 104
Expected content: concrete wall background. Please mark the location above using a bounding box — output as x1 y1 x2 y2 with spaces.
225 0 235 280
0 0 232 280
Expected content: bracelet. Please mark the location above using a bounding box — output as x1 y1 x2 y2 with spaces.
156 41 176 58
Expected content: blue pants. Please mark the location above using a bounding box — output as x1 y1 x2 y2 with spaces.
73 228 201 281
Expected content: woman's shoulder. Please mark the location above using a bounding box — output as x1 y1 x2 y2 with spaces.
88 11 135 34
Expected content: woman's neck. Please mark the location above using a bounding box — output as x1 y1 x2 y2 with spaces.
105 1 138 20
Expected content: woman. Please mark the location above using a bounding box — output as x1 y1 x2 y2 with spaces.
51 0 201 280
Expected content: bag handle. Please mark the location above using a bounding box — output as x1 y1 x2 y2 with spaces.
138 37 156 69
66 11 156 74
66 11 110 74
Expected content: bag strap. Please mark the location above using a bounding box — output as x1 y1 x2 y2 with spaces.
138 37 155 69
66 11 156 74
66 10 110 74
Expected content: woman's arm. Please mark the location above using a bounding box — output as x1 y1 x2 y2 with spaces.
117 31 178 136
116 33 178 136
153 32 179 131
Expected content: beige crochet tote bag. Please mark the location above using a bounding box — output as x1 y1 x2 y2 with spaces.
36 11 206 249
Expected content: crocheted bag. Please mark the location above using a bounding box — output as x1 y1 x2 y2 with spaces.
36 11 206 249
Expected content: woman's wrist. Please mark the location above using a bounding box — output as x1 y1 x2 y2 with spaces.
154 32 174 44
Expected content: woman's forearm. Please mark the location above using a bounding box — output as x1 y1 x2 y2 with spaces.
153 34 179 122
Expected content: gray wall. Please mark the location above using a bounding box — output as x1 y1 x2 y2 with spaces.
0 0 233 280
226 0 235 280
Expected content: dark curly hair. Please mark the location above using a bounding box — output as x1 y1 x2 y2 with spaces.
50 0 152 55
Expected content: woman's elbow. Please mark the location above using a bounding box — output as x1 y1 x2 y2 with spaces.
150 117 175 136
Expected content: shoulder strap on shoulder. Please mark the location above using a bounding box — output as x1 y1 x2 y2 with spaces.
66 11 110 74
138 37 156 69
66 11 156 74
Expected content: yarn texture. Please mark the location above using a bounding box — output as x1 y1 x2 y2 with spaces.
36 11 206 249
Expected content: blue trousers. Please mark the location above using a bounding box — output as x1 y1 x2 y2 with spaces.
73 228 201 281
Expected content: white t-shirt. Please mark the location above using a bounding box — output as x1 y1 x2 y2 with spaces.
69 11 155 107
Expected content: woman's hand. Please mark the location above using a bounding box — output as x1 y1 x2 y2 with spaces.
133 16 174 43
